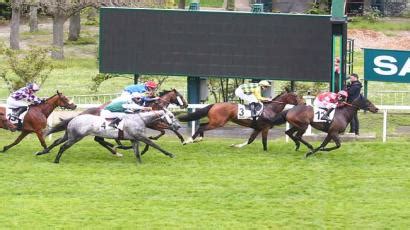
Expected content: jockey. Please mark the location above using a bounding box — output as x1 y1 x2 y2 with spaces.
235 80 271 119
6 83 42 120
313 90 348 121
121 81 159 100
102 94 152 128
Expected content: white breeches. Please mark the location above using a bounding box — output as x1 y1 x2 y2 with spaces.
100 110 127 119
7 97 29 109
235 88 258 104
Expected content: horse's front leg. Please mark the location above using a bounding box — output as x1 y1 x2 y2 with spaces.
149 130 165 140
2 131 30 152
319 135 341 152
231 128 260 148
171 129 185 143
305 134 333 158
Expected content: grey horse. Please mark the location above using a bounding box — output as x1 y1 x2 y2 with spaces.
47 110 180 164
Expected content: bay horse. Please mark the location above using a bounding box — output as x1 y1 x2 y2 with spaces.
179 92 303 151
38 89 187 156
271 94 379 157
0 109 17 132
0 91 77 153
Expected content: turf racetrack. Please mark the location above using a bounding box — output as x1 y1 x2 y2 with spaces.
1 131 409 228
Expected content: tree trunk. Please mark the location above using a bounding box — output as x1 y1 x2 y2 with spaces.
52 15 66 59
29 5 39 33
178 0 185 9
10 6 20 50
363 0 371 9
68 12 81 41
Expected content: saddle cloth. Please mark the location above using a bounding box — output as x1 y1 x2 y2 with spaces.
6 107 28 125
237 103 263 120
312 106 336 123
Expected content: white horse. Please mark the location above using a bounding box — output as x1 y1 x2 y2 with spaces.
42 110 180 164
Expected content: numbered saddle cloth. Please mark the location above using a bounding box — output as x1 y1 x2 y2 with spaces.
312 106 336 123
6 107 28 125
237 103 263 119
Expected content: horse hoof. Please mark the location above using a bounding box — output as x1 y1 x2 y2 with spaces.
35 152 43 156
53 161 60 164
305 152 313 158
115 152 123 157
169 154 175 158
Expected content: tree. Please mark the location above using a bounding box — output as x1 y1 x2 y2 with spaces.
29 1 39 32
9 0 23 50
68 11 81 41
39 0 97 59
0 42 54 92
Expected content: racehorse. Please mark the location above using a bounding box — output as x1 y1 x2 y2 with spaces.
271 94 379 157
0 109 17 132
179 92 303 151
0 91 77 153
39 89 187 156
49 110 178 164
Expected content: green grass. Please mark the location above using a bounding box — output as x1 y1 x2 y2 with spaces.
0 131 409 228
349 17 410 31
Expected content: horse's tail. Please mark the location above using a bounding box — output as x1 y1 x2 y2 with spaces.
178 104 214 122
270 110 289 126
44 117 74 136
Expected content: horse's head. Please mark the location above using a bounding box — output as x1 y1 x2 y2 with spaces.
55 91 77 110
276 91 304 105
0 112 17 132
352 94 379 113
159 89 188 109
160 108 181 131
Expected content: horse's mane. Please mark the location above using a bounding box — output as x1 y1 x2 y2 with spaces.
158 89 178 97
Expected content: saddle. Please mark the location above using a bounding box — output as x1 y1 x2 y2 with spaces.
237 103 263 120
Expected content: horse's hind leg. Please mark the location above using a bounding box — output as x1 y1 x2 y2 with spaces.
94 136 122 157
1 130 30 152
54 137 82 163
137 135 175 158
183 122 213 145
285 126 300 151
36 132 68 155
132 140 142 164
294 128 314 152
114 139 132 150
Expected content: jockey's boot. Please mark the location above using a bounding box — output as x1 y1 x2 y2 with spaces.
108 117 121 128
11 107 27 120
321 107 334 122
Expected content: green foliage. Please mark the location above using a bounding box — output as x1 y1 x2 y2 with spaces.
306 0 330 14
362 7 382 23
0 133 410 228
90 73 124 92
282 81 328 96
0 43 54 92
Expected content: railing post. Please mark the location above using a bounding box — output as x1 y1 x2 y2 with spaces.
383 109 387 143
191 108 196 137
303 95 315 135
285 122 289 143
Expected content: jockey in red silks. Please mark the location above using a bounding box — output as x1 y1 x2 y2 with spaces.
313 90 348 121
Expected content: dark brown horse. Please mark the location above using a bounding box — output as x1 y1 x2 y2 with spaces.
0 110 17 132
38 89 187 156
179 92 303 151
0 91 77 153
271 94 379 157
